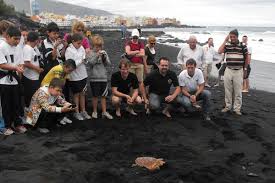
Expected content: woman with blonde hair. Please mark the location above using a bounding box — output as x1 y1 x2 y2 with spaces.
64 21 91 53
143 35 157 75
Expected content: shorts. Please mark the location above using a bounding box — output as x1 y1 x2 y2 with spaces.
244 64 251 79
203 63 212 77
67 78 87 94
90 82 108 97
129 63 144 82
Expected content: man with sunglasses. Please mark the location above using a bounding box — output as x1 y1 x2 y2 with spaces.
218 29 249 116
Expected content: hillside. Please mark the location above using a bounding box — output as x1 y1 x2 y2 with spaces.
4 0 113 16
0 0 40 28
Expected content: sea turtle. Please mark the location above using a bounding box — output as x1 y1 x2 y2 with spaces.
132 157 165 171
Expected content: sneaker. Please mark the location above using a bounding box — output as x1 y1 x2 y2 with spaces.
14 125 27 134
126 106 137 116
37 128 50 134
162 108 171 118
92 112 98 119
102 112 113 119
81 111 92 120
0 128 14 136
63 116 72 124
59 119 66 125
205 83 211 88
193 103 201 110
214 83 219 87
204 114 211 121
234 111 242 116
146 108 151 115
115 110 121 117
74 113 84 121
221 108 230 113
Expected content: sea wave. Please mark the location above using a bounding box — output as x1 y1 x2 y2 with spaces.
158 28 275 64
262 31 275 34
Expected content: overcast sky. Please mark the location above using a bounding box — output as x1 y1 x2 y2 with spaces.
56 0 275 27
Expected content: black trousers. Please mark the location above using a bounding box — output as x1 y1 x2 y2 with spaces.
0 84 22 128
22 75 40 107
36 109 65 129
63 80 71 102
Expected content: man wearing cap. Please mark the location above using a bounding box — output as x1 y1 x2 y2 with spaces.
125 29 146 85
218 29 249 115
177 35 204 70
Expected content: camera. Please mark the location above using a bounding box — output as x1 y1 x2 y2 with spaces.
101 52 107 62
70 104 77 108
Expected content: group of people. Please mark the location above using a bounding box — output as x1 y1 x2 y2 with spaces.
0 19 251 135
176 29 252 116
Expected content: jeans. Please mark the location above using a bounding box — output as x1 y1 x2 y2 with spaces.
149 93 177 111
177 90 211 113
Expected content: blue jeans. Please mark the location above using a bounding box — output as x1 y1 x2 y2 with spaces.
149 93 176 111
177 90 211 113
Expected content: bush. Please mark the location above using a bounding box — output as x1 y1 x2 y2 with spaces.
0 0 15 15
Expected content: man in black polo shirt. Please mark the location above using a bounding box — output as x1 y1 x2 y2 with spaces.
141 57 181 118
218 29 249 115
111 59 142 117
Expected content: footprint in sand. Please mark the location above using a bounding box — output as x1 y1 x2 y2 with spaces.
222 130 237 141
240 123 263 141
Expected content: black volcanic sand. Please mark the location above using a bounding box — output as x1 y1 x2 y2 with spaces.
1 31 275 183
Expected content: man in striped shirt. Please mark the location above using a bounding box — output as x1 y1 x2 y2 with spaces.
218 29 249 115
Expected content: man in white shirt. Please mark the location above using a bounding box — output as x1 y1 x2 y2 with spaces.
203 38 216 87
0 26 26 135
177 58 211 121
177 35 204 70
242 35 252 92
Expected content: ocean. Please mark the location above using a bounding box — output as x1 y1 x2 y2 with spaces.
142 26 275 64
139 26 275 92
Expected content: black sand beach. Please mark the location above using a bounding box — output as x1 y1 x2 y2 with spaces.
1 31 275 183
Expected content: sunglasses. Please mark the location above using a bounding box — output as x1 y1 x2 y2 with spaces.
150 42 156 45
132 36 139 39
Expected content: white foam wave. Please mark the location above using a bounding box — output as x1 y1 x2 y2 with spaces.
164 29 275 64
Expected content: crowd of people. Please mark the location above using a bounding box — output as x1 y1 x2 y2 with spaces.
0 19 252 135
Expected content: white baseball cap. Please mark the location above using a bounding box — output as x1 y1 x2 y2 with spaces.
131 29 140 37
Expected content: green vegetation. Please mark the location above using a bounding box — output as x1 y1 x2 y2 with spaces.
0 0 15 15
